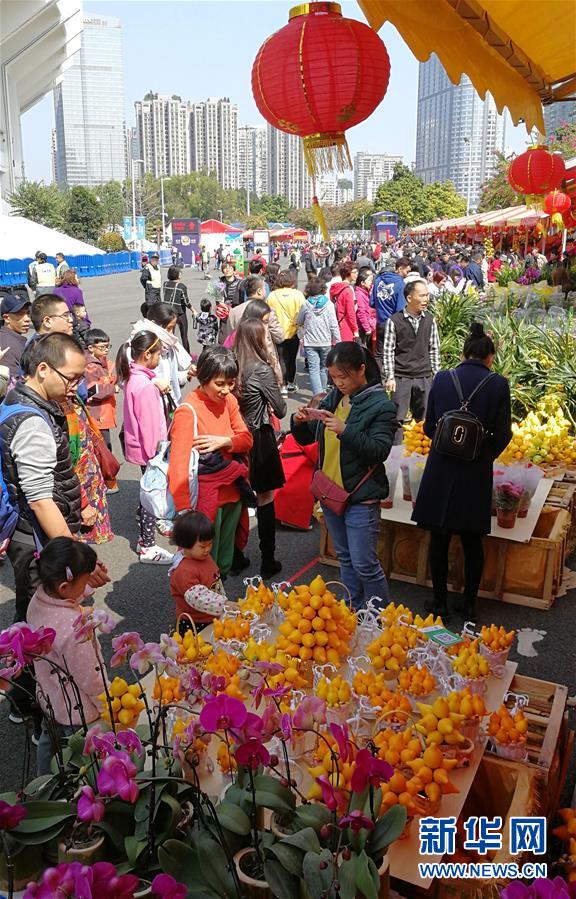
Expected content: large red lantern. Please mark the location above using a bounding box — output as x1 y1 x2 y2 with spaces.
252 2 391 176
507 146 566 196
544 189 571 229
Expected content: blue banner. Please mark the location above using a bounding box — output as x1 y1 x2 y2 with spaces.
136 216 146 240
123 216 131 241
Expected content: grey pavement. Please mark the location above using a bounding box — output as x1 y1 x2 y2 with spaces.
0 265 573 803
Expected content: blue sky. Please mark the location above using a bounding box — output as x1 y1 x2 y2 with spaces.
22 0 530 183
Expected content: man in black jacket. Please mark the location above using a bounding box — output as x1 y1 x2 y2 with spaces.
162 265 191 351
465 251 485 289
140 252 162 305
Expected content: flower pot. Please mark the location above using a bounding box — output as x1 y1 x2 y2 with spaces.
235 848 273 899
497 509 518 529
440 737 475 768
58 833 105 864
134 886 152 898
492 739 527 762
270 810 296 840
459 675 487 696
0 845 43 892
479 643 510 678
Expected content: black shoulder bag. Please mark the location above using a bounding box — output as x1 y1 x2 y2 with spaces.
433 369 495 462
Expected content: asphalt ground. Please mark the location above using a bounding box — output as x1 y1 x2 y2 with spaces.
0 264 573 808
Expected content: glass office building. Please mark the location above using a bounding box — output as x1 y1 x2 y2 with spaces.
53 15 126 187
415 54 506 212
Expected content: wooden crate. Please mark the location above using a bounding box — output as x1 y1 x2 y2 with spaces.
484 673 572 818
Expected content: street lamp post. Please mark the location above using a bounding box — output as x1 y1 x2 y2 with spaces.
160 175 170 248
464 137 473 215
131 158 144 246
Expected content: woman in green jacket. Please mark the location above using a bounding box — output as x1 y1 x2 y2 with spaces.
291 342 396 609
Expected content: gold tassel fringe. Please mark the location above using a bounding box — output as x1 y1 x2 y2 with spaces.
312 195 329 241
551 212 565 230
303 132 352 177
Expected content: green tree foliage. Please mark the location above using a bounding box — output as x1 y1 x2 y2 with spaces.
7 181 66 229
544 120 576 158
245 214 269 230
373 163 466 227
255 194 291 223
66 186 104 242
97 231 126 251
97 181 125 229
477 152 521 213
291 207 317 231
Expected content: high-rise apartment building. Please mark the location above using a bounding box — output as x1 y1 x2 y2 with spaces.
53 15 126 187
238 125 268 197
317 175 353 207
125 125 143 178
267 126 313 209
189 98 239 190
415 54 505 211
135 93 190 178
543 101 576 136
354 153 403 202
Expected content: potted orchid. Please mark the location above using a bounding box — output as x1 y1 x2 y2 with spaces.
500 878 576 898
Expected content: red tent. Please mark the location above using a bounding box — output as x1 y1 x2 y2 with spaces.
201 219 240 234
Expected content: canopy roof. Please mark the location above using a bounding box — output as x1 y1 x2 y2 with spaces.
358 0 576 133
410 204 549 235
0 215 105 260
200 219 241 234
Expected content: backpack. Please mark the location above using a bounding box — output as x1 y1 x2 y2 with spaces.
432 369 496 462
139 402 199 519
0 403 52 543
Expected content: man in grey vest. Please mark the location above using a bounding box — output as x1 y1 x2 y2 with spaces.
382 279 440 443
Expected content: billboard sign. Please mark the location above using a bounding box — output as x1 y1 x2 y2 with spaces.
172 218 201 266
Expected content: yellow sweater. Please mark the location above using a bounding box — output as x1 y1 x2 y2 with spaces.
267 288 305 339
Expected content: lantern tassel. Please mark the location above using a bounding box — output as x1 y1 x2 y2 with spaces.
303 132 352 177
312 194 329 242
551 212 565 230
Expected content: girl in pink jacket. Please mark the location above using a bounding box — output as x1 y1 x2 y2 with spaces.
329 261 359 342
355 268 377 348
116 331 172 564
27 538 103 775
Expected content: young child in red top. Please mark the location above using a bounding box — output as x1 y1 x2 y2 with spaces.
169 511 226 628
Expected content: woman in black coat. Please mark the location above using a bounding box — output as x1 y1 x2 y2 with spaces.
412 323 512 621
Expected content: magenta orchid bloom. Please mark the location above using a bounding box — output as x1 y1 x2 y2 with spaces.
501 879 576 899
179 665 202 696
0 623 56 675
329 722 352 763
22 861 140 899
116 729 143 758
77 785 105 823
350 748 393 793
199 694 247 733
151 873 187 899
202 671 227 694
316 775 339 811
280 712 292 742
235 738 271 770
92 862 140 898
339 810 375 832
0 799 27 830
110 632 144 667
293 695 326 729
73 608 115 643
231 711 264 744
96 750 139 804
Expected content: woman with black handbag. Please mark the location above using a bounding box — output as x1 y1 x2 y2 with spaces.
413 323 512 621
291 342 396 610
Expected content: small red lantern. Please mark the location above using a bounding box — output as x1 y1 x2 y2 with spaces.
544 189 571 215
563 204 576 229
507 146 566 196
252 2 391 176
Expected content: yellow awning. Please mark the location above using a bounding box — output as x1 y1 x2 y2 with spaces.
357 0 576 134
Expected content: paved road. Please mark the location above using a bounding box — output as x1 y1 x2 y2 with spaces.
0 264 573 801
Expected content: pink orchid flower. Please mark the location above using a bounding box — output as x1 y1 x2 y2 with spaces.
350 748 393 793
0 799 27 830
73 609 115 643
293 695 326 729
199 694 247 733
110 632 144 667
329 722 352 763
231 711 264 744
339 810 375 832
280 712 292 742
77 785 105 823
0 623 56 671
159 633 180 660
129 642 165 675
116 729 143 758
91 862 140 898
96 751 139 804
316 775 339 811
235 738 271 770
151 873 187 899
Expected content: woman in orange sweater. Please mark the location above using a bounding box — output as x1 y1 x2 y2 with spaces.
168 346 253 577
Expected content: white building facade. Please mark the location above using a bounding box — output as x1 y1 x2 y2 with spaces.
267 126 313 209
238 125 268 197
53 15 126 187
189 98 239 190
415 54 505 212
354 153 403 202
317 175 353 207
135 93 190 178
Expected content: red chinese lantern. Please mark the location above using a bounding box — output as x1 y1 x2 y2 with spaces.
563 204 576 229
251 2 391 177
544 189 571 229
507 146 566 196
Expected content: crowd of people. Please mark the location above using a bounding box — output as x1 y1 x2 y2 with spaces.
6 228 570 772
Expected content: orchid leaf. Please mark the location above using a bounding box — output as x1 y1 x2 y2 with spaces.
280 826 320 854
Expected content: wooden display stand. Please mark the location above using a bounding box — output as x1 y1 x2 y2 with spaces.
318 505 571 609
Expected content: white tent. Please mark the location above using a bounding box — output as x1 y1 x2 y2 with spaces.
0 215 105 261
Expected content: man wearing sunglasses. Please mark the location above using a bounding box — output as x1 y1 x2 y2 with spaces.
0 333 109 721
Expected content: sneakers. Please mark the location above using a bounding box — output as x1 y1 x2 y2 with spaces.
281 387 288 397
138 544 174 565
8 711 24 725
106 485 120 495
287 383 297 393
156 519 173 538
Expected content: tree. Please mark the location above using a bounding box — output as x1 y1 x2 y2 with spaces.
98 231 126 251
66 186 104 242
544 120 576 159
245 214 268 229
7 181 66 229
374 163 467 226
256 194 291 223
423 180 466 221
477 152 520 212
97 181 125 229
291 207 316 231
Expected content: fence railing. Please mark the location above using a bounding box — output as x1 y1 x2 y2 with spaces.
0 252 141 287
